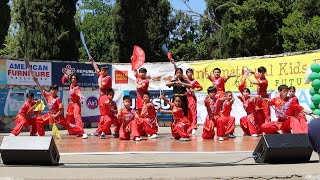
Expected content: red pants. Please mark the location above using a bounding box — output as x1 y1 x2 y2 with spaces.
96 115 120 135
66 102 84 135
36 113 84 136
221 116 235 135
137 117 158 136
261 116 308 134
202 115 224 139
119 120 140 140
171 117 190 139
240 114 259 135
11 115 37 136
187 95 197 132
202 116 215 139
256 99 271 122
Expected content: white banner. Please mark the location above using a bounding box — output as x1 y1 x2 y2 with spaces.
6 60 52 86
112 62 189 91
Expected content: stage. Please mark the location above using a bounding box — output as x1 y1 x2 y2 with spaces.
0 126 320 179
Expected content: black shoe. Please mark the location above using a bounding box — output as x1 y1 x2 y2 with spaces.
226 134 236 138
100 133 106 139
113 133 119 138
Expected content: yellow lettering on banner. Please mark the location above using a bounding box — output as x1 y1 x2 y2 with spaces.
190 52 320 92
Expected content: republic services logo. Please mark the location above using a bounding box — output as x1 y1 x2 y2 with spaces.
62 65 75 76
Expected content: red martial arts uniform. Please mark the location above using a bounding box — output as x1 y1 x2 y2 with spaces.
66 84 84 135
202 95 223 139
239 96 259 135
220 99 235 135
36 91 84 136
170 104 190 139
261 97 308 134
254 74 271 122
96 94 120 135
134 72 149 114
11 100 38 136
210 76 226 98
118 107 140 140
186 79 202 132
137 102 158 136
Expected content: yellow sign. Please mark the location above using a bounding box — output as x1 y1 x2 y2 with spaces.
190 52 320 92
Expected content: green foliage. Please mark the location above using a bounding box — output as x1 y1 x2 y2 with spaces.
13 0 79 60
77 0 115 62
113 0 170 63
0 0 11 49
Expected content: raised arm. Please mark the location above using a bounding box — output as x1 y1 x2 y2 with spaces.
89 56 100 74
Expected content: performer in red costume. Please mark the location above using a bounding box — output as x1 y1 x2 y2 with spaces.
10 92 40 136
245 66 271 123
89 56 112 94
207 68 234 98
62 74 88 139
238 88 260 136
159 95 190 141
202 86 224 141
220 91 236 138
92 88 120 139
261 85 308 134
36 85 84 137
118 96 142 141
134 67 149 115
137 92 158 139
185 68 202 135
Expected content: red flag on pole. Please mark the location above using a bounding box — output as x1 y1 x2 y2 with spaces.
131 45 145 70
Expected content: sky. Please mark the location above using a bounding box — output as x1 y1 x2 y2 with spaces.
169 0 206 14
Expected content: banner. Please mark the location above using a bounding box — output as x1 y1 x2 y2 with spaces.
0 90 8 116
190 52 320 92
6 60 52 86
0 59 6 85
52 62 112 87
112 62 189 91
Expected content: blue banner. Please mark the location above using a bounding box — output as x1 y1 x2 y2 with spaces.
51 62 112 87
0 89 8 116
123 90 174 122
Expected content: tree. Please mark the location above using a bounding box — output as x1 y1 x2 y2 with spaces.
113 0 170 63
13 0 79 60
77 0 115 62
280 0 320 52
218 0 285 58
0 0 11 49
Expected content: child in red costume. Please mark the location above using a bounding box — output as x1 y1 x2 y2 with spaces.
220 91 236 138
63 74 87 139
134 67 149 115
207 68 234 98
118 96 143 141
202 86 224 141
36 85 84 137
159 95 190 141
238 88 260 136
261 85 308 134
89 56 112 95
185 68 203 135
10 92 40 136
137 92 159 139
92 88 120 139
245 66 271 123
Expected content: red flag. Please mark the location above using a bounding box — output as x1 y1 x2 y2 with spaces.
167 52 172 60
131 45 145 70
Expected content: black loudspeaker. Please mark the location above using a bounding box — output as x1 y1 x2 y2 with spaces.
0 136 60 166
253 134 313 164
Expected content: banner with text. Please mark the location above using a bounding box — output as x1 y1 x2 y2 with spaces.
52 62 112 88
189 52 320 92
6 60 52 86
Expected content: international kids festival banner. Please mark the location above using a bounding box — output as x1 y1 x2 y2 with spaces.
189 52 320 92
6 60 52 86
